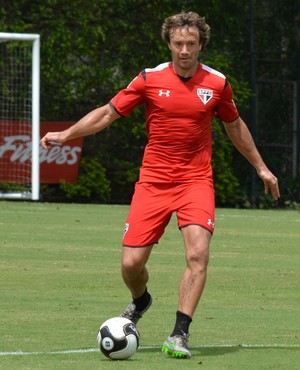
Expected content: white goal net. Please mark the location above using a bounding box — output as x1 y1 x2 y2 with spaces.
0 33 40 200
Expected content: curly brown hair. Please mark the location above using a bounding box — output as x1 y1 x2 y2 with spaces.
161 11 211 50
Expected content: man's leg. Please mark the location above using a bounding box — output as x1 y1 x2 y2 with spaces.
178 224 211 316
122 245 153 298
120 245 153 324
162 224 211 358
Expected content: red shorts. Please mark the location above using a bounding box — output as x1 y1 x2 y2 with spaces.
123 181 215 247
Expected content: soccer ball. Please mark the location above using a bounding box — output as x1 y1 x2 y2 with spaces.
96 317 140 360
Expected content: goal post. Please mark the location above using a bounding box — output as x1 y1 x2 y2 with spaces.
0 32 40 200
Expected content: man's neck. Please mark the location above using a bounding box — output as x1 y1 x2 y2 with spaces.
171 62 199 79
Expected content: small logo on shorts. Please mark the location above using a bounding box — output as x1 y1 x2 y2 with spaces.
123 223 129 239
207 219 215 229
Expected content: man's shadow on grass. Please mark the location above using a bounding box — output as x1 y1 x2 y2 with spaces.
139 345 299 359
138 345 240 357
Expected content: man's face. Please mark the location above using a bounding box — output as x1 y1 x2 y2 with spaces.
168 26 201 76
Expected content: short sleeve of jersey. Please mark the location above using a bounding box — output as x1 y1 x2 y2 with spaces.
215 82 239 123
110 72 146 117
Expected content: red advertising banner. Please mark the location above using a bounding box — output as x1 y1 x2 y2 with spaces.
0 121 83 183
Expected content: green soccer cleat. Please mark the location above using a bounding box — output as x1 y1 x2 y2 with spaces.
162 333 191 359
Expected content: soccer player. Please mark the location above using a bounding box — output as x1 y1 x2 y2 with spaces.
41 11 280 359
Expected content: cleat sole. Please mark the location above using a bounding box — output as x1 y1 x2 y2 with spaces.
161 344 190 359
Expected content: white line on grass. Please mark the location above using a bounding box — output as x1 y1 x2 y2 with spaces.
1 344 300 356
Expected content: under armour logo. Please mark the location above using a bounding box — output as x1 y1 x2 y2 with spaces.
207 219 215 229
158 89 170 97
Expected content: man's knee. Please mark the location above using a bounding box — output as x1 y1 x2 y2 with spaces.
185 235 210 271
186 245 209 271
122 246 152 276
122 257 141 276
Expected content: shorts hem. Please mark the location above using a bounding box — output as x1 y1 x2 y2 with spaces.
179 223 214 235
122 242 158 248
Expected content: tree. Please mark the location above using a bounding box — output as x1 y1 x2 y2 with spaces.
2 0 295 205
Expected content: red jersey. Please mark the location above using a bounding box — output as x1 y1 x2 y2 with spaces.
110 62 239 183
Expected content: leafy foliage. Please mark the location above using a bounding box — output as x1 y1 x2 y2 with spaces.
0 0 298 206
59 157 111 202
212 121 240 207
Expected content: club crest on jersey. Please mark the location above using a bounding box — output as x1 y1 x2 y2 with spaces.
197 88 213 105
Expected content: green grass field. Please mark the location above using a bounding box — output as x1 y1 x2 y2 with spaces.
0 201 299 369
